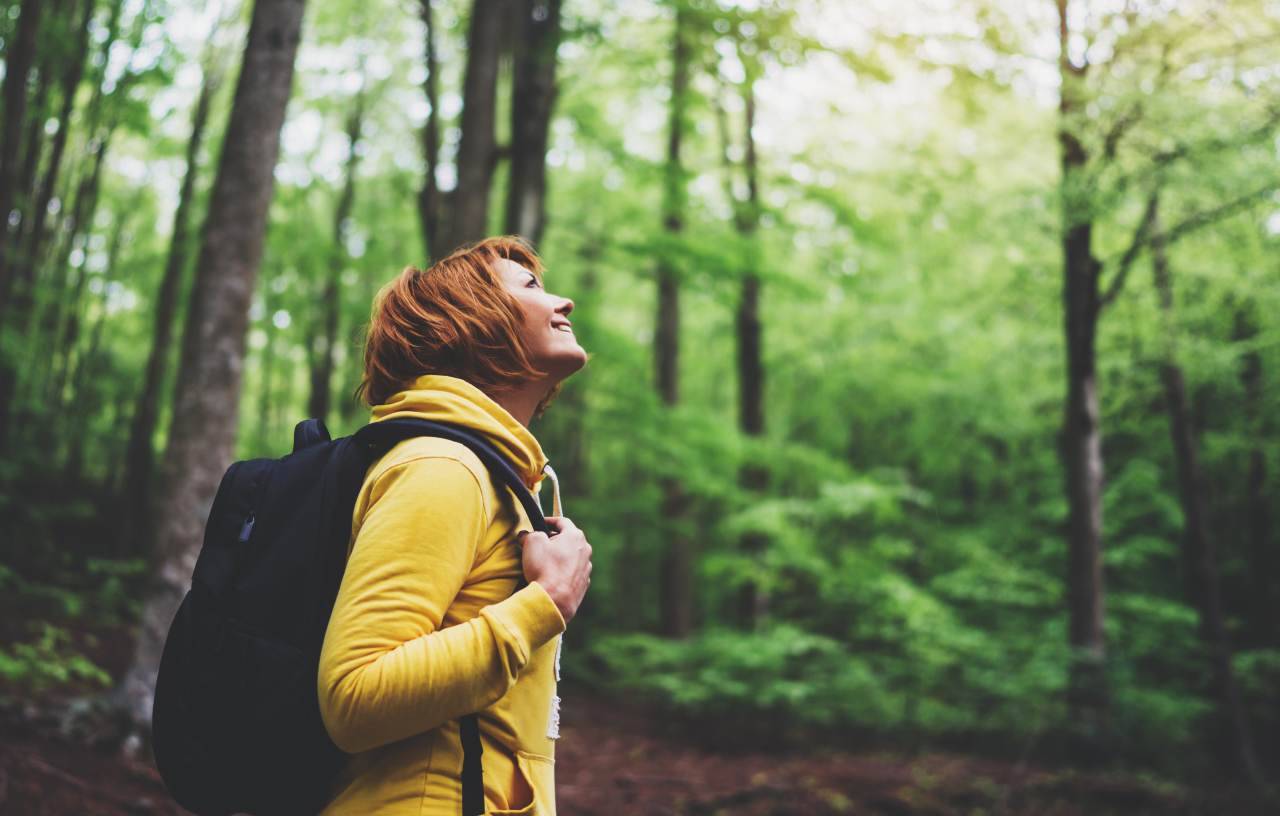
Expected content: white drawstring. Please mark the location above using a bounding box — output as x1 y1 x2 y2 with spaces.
540 462 564 739
541 463 562 518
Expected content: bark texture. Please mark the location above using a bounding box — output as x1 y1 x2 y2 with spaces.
657 4 693 639
117 0 307 733
1057 0 1108 734
436 0 509 256
504 0 561 247
417 0 442 259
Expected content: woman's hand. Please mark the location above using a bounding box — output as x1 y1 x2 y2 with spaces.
519 516 593 624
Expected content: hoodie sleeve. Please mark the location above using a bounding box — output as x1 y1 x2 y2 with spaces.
317 455 566 755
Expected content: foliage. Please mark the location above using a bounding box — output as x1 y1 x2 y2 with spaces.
0 623 112 694
1 0 1279 780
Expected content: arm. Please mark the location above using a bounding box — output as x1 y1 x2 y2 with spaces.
317 456 565 754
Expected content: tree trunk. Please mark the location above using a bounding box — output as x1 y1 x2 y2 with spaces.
1150 199 1262 784
0 0 42 303
417 0 442 260
117 0 307 735
121 69 218 560
1232 306 1274 647
21 0 126 442
1057 0 1108 734
12 33 55 269
657 3 693 639
558 238 599 502
63 209 132 482
19 0 94 299
255 271 282 451
504 0 560 247
44 131 112 420
437 0 508 255
308 91 364 423
733 77 768 629
0 0 43 453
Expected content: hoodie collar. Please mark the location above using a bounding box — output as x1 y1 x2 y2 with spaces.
370 374 549 490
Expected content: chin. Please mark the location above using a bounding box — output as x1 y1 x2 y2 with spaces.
554 348 589 378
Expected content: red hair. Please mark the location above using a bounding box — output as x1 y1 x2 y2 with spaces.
357 237 550 407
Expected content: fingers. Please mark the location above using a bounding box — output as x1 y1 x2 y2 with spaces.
543 515 580 535
515 529 544 546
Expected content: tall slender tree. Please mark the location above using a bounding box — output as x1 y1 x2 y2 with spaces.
417 0 443 259
720 40 769 630
18 0 95 301
10 4 59 271
435 0 509 255
0 0 42 305
504 0 561 247
1055 0 1109 734
63 201 136 481
1051 1 1280 734
308 87 366 424
122 63 221 559
117 0 308 734
657 2 693 638
1149 194 1262 783
1232 305 1275 646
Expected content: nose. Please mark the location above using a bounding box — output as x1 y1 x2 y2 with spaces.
556 296 574 316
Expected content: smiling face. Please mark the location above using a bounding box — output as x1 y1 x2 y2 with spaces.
497 258 587 384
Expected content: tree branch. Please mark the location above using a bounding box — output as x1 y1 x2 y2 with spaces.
1099 191 1158 310
1159 185 1277 247
1106 104 1280 203
1102 101 1143 160
1100 184 1277 310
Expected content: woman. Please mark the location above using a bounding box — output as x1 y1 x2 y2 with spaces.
317 237 593 815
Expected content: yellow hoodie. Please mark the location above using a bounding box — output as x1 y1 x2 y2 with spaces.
317 374 566 815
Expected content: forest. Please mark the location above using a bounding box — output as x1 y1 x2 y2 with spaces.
1 0 1279 813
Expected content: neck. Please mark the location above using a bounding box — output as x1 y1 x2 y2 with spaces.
487 382 550 428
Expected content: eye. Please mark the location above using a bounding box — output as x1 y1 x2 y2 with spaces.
526 275 540 289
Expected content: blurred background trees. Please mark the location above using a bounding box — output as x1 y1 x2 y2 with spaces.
2 0 1279 798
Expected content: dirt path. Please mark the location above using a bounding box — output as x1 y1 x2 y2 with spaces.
0 694 1266 815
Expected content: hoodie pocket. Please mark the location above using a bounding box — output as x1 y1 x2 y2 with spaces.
514 751 555 816
482 741 533 815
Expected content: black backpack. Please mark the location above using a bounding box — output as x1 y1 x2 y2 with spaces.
151 417 549 816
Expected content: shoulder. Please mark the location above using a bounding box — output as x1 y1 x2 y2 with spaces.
366 436 497 516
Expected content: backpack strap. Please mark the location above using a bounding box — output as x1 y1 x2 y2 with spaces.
354 418 550 533
351 417 550 816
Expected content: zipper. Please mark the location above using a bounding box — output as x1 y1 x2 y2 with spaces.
238 513 256 543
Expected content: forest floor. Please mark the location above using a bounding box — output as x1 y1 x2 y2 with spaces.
0 689 1271 816
0 535 1271 816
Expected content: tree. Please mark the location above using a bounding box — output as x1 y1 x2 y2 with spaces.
657 1 693 638
1055 0 1109 734
438 0 512 256
117 0 308 734
18 0 96 307
0 0 42 305
1149 193 1262 783
1052 0 1280 734
308 87 366 423
504 0 562 247
122 62 221 559
416 0 443 259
